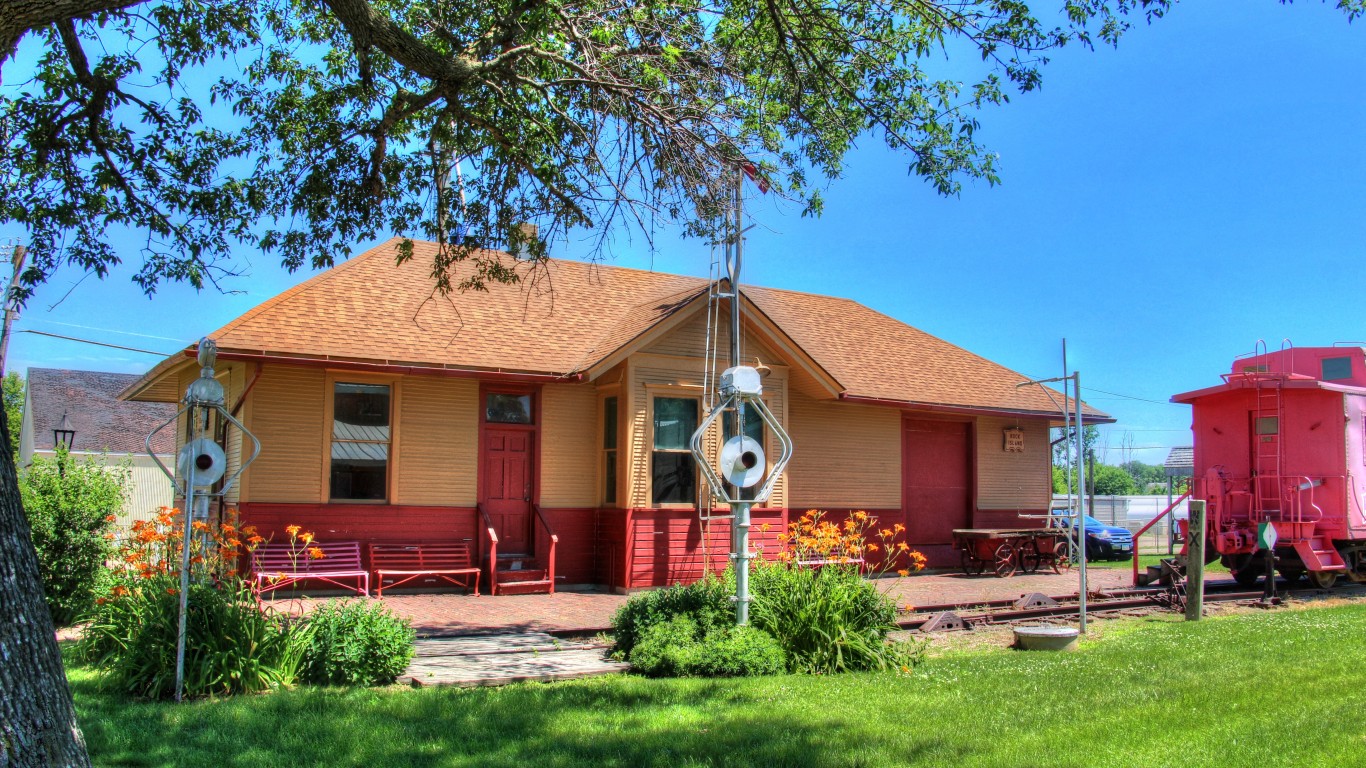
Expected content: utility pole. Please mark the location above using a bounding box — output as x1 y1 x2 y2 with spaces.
1018 366 1090 633
0 243 27 375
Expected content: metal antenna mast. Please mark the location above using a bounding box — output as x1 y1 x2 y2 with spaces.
690 166 791 626
146 338 262 701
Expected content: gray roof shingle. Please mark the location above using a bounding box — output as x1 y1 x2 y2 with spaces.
26 368 175 454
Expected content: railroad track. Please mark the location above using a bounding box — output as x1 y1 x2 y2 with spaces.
899 578 1366 631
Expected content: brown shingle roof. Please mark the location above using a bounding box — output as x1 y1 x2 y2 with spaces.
123 238 1107 420
27 368 175 454
742 286 1104 419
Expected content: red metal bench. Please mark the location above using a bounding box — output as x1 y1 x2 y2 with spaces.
251 540 369 598
370 542 481 597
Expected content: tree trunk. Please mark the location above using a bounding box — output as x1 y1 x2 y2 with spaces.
0 0 147 74
0 414 91 767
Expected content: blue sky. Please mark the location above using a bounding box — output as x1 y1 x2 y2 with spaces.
5 0 1364 467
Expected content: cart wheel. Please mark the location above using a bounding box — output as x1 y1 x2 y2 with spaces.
992 542 1016 578
1019 540 1041 574
1052 539 1073 574
961 550 985 576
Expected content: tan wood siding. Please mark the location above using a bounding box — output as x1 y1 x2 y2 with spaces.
975 416 1052 510
645 309 781 364
626 352 788 509
244 364 326 503
787 390 901 509
221 362 246 504
540 383 598 506
395 376 478 506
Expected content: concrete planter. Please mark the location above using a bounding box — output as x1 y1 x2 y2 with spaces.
1013 624 1080 651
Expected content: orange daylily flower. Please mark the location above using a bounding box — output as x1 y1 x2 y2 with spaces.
308 546 326 560
285 524 302 537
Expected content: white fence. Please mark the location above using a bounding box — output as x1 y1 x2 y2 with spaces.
1052 494 1191 554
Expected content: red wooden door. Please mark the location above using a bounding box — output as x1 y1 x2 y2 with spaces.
902 419 971 545
483 427 534 554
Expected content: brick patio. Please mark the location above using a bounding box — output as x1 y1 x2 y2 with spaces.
266 566 1227 637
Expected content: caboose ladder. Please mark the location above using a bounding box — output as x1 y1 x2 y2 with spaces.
1252 376 1284 519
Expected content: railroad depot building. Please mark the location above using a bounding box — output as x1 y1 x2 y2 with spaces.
122 239 1109 592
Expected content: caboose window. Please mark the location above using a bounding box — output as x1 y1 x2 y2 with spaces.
1322 356 1352 381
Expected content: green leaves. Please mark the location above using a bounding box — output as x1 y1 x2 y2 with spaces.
1 0 1322 296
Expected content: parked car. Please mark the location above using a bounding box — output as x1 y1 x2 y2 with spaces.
1050 512 1135 561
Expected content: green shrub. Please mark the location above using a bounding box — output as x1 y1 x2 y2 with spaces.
750 561 921 674
691 625 786 677
81 576 307 699
630 616 785 678
630 616 703 677
20 447 129 625
301 600 416 686
610 573 734 658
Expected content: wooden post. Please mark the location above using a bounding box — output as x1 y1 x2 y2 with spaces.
1185 500 1206 621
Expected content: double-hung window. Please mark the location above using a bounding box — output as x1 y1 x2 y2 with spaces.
603 396 618 505
330 382 391 501
723 402 766 501
652 397 697 505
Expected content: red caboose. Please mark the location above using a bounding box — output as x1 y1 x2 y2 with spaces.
1173 344 1366 588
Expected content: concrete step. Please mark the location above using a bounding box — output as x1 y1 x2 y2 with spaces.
497 579 554 595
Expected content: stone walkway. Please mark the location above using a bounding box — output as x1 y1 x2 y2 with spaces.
401 633 627 687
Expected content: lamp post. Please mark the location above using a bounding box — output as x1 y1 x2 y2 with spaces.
52 411 75 449
53 411 75 476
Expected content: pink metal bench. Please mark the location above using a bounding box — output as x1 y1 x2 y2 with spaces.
251 540 369 597
371 542 480 597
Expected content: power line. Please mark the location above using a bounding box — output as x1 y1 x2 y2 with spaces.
18 329 171 356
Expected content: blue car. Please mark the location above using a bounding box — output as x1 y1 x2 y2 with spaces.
1051 513 1135 561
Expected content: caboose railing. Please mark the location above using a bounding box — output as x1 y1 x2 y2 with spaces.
1131 489 1192 587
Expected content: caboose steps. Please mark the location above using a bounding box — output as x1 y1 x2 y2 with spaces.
1291 539 1347 571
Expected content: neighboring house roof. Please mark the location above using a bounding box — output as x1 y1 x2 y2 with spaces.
1164 446 1194 475
122 238 1110 422
26 368 175 454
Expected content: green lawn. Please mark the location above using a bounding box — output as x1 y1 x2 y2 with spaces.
71 604 1366 767
1085 553 1230 575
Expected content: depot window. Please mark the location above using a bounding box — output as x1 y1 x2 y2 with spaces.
330 382 391 501
723 402 766 501
652 397 698 505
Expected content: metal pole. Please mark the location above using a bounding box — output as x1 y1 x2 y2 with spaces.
734 501 751 625
728 169 750 625
174 408 198 703
0 244 27 375
1061 340 1072 504
729 171 742 370
1074 371 1088 633
1185 500 1206 621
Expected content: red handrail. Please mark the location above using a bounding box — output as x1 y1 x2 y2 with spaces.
1131 489 1193 586
478 503 500 596
532 504 558 594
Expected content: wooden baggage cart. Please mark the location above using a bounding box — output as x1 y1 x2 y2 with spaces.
952 528 1073 578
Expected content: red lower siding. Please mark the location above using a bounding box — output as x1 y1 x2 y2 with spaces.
541 507 597 585
625 508 788 590
237 503 1031 590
